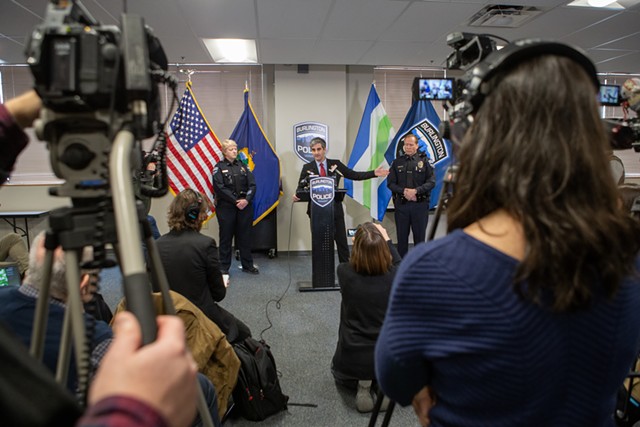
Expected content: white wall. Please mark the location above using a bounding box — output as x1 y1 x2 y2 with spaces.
272 64 397 254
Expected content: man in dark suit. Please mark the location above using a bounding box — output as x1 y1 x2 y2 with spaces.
155 188 251 344
293 137 389 263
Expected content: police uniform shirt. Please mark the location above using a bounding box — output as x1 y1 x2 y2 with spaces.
212 158 255 205
388 152 435 202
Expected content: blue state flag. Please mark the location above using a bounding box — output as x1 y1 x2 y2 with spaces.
345 84 396 221
230 89 282 225
384 100 453 209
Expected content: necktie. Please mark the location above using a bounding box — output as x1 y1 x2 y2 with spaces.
407 155 415 187
319 162 327 177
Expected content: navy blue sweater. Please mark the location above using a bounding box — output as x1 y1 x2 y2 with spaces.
375 229 640 426
0 286 112 391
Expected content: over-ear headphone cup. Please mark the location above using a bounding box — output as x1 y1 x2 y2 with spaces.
186 205 198 222
453 39 598 144
185 197 202 222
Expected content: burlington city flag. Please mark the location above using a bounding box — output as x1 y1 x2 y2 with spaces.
344 84 396 221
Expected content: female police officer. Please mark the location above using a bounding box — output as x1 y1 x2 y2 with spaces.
212 139 259 275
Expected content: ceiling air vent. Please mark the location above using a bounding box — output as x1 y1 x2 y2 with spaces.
468 5 543 28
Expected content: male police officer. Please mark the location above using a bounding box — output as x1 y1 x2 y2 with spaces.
387 133 435 257
213 139 258 274
293 137 388 263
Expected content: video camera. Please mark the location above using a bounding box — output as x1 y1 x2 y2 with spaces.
25 0 168 133
25 0 175 200
607 118 640 152
445 32 498 72
22 0 179 351
439 32 640 154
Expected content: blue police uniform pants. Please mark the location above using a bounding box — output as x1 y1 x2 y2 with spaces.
216 202 254 272
394 200 429 257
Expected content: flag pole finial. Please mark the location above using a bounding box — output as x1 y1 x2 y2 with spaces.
179 68 195 84
244 81 249 91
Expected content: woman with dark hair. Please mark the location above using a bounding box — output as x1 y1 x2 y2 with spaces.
332 222 400 412
375 48 640 426
156 188 251 344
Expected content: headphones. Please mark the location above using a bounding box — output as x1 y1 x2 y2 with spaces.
185 190 203 223
445 39 600 143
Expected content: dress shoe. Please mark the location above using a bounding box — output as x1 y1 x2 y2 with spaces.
242 265 259 274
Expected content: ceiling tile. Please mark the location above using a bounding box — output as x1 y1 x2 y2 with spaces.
257 0 333 39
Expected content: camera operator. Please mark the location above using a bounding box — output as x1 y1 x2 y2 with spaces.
0 90 41 183
212 139 258 275
375 44 640 426
136 150 162 240
0 90 202 427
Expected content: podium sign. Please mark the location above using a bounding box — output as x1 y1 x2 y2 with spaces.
299 177 340 291
310 177 335 207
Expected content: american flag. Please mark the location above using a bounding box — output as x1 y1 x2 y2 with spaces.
166 82 223 210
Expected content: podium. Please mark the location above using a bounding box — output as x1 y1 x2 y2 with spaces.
296 177 345 292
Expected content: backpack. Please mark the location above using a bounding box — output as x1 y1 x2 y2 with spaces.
232 337 289 421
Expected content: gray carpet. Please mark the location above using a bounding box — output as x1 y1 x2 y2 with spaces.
99 250 420 426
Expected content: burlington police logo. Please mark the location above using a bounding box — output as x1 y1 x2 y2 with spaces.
294 122 328 163
396 120 448 165
310 177 335 208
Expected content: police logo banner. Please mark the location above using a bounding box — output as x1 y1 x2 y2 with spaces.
310 177 335 208
394 120 448 164
294 122 328 163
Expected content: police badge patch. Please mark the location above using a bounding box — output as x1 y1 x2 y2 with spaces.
310 177 335 208
294 122 329 163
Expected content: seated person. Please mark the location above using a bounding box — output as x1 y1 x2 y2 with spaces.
114 290 241 416
0 231 221 426
0 232 112 391
81 268 114 324
0 90 219 427
155 188 251 344
332 222 400 412
0 232 29 277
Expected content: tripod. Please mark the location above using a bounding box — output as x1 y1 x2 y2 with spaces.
368 164 457 427
427 164 458 241
27 126 215 426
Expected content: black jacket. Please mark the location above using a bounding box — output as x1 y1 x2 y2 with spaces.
155 229 233 334
296 158 375 215
332 241 401 379
212 158 256 207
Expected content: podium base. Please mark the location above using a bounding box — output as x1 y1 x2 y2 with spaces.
297 281 340 292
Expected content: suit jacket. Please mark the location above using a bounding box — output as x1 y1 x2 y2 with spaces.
296 158 376 215
155 229 233 334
